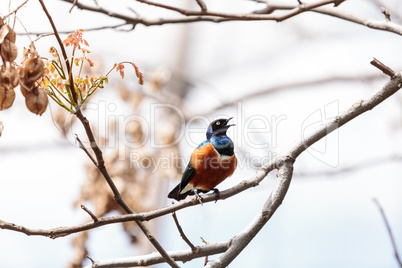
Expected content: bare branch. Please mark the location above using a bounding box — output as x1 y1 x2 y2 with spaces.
83 241 231 267
373 198 402 267
172 211 196 250
57 0 402 37
16 23 129 36
371 57 395 77
207 66 402 267
289 75 401 160
69 0 78 13
2 62 401 266
75 134 97 166
381 7 391 22
80 204 98 223
2 0 30 20
195 0 207 12
39 0 78 104
264 1 402 36
206 157 294 267
38 2 179 266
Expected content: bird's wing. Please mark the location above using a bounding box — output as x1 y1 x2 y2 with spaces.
178 161 196 193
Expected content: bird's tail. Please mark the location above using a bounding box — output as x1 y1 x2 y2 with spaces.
167 184 188 201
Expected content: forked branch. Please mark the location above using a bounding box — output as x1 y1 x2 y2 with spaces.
1 61 399 267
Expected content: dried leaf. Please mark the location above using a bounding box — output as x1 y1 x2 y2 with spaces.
20 56 44 91
0 25 10 44
29 42 39 57
0 61 19 88
0 24 16 43
25 87 48 115
0 39 18 62
0 85 16 110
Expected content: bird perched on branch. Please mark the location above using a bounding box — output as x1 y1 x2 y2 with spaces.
168 118 237 202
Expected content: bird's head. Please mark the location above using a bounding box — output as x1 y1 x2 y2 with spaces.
206 117 235 140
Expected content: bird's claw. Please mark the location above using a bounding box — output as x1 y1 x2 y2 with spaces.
212 188 221 203
194 189 203 205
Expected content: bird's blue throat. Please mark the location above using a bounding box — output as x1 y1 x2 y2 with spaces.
210 135 234 156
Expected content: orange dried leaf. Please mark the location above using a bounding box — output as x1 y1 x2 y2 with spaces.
116 63 125 79
133 63 144 85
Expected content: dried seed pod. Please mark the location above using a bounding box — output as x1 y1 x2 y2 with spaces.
0 39 18 62
19 56 44 91
0 61 19 88
0 25 16 44
0 84 16 110
25 87 48 115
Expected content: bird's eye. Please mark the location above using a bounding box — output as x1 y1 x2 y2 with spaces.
216 121 220 125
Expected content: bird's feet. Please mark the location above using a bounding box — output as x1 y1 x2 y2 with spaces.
193 189 203 205
212 188 221 203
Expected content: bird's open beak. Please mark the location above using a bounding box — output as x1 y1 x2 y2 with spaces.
224 117 235 128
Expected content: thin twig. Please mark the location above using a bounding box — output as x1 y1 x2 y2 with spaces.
75 134 97 165
371 57 395 77
80 204 98 222
2 0 30 20
195 0 207 12
86 255 95 265
381 7 391 22
1 63 402 267
172 211 196 250
83 241 231 267
57 0 402 38
38 2 179 266
373 198 402 267
69 0 78 13
16 23 129 36
38 0 79 105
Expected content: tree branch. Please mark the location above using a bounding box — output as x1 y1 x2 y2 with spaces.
2 0 30 20
206 156 294 267
80 204 98 223
259 1 402 36
58 0 402 37
207 65 402 266
38 2 179 266
83 241 231 268
172 211 196 250
1 62 401 266
195 0 207 12
373 198 402 267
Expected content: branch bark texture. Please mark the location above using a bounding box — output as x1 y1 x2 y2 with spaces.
2 69 399 266
57 0 402 38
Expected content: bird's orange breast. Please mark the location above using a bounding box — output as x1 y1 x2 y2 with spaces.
189 142 237 191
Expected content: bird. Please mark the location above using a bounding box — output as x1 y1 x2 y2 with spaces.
168 117 237 202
